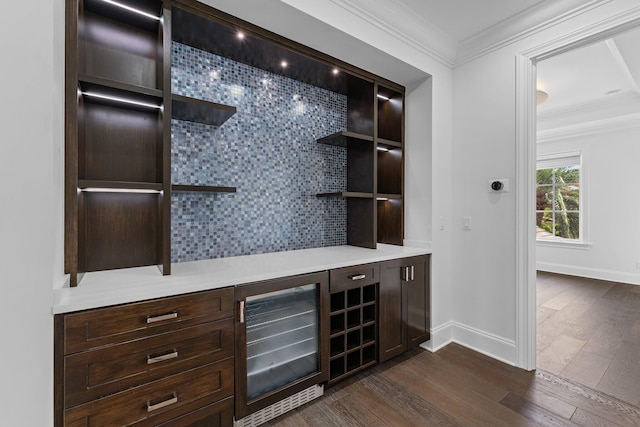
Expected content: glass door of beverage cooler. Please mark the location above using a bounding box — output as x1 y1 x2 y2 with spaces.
235 271 329 419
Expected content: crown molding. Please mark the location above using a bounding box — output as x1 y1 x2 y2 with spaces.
323 0 457 67
455 0 611 66
537 112 640 143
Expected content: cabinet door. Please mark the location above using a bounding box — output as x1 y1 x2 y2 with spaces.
379 258 405 363
406 257 430 348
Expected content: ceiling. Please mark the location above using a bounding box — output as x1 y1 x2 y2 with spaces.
537 26 640 125
397 0 546 42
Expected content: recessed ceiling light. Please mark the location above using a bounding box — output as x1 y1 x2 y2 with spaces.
237 31 245 40
332 68 339 75
281 61 288 68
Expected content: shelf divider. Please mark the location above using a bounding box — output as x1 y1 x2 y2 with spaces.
78 180 163 192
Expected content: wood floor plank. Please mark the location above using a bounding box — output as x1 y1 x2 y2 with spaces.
326 394 391 427
537 334 585 375
623 318 640 345
559 349 611 389
344 380 428 427
533 370 640 427
384 351 537 426
596 342 640 405
499 392 575 427
563 298 622 342
571 408 624 427
360 366 462 426
582 319 634 359
537 316 570 352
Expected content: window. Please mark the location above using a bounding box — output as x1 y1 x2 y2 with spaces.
536 154 581 241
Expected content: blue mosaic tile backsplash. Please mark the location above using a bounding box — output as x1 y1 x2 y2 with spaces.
171 42 348 262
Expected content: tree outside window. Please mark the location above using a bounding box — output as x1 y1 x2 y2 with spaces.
536 156 580 240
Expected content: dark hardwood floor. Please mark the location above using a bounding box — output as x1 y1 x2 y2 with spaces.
537 271 640 405
266 343 640 426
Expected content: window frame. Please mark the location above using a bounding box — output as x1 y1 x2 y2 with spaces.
535 151 588 248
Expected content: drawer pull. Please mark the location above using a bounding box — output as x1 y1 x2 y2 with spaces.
147 350 179 364
147 393 178 412
146 312 178 324
350 274 366 281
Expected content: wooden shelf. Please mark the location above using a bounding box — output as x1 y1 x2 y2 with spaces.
78 180 163 192
84 0 163 33
316 192 373 198
78 75 162 111
79 74 163 98
172 94 236 126
377 138 402 149
172 184 236 193
317 131 373 148
377 194 401 200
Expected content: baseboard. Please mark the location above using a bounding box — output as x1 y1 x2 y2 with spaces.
450 322 517 366
421 321 516 366
537 262 640 286
421 321 454 352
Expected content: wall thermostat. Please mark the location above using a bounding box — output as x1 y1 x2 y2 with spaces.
488 178 509 193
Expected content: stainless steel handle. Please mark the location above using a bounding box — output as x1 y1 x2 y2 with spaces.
146 312 177 324
350 274 366 281
147 393 178 412
239 300 245 324
147 350 178 364
402 266 414 282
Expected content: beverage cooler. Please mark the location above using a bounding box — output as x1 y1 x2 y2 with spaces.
234 271 329 425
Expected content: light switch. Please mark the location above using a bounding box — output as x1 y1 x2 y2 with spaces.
463 216 471 230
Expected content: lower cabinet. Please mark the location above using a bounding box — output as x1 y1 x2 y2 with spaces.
55 288 235 427
54 254 431 424
378 255 430 363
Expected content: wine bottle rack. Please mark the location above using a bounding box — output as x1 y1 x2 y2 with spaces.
328 283 377 384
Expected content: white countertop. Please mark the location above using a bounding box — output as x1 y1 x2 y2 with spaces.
53 244 431 314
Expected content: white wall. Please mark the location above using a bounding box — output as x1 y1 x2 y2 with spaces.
537 123 640 284
0 0 65 425
451 0 640 363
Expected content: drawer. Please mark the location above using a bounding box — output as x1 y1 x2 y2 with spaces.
330 263 379 292
155 396 233 427
64 358 234 427
64 287 234 354
65 318 234 408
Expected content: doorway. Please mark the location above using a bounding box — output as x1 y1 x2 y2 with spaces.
514 12 640 371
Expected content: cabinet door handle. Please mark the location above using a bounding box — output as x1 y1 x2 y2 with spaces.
239 300 245 324
401 267 408 282
147 350 178 364
146 312 178 324
147 393 178 412
349 274 366 281
410 265 415 281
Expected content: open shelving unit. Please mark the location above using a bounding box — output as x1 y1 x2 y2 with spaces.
65 0 170 286
66 0 407 286
328 283 377 384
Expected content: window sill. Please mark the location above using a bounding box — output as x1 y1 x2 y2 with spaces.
536 239 591 250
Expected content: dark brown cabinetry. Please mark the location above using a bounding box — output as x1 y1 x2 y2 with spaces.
316 81 405 249
328 263 379 384
379 255 430 362
55 288 235 427
65 0 171 286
